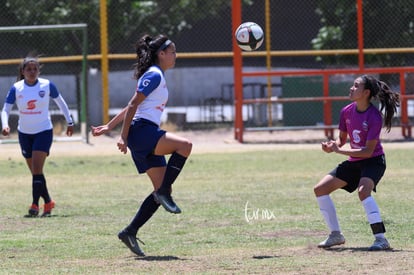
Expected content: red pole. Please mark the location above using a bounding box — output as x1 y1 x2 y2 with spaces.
232 0 243 142
356 0 364 71
400 72 410 138
322 74 333 138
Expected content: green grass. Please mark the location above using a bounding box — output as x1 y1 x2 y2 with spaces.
1 146 414 274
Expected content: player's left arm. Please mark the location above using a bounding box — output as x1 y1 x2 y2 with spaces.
331 139 377 158
50 82 74 136
333 113 382 158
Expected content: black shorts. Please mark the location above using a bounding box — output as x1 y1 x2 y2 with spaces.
329 155 386 193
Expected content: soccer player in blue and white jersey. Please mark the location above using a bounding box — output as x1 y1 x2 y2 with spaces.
314 75 400 251
91 34 192 256
1 56 74 217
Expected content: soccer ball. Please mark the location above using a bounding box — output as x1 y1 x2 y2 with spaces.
235 22 264 51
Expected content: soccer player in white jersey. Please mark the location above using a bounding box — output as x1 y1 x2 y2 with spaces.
314 75 400 251
91 34 192 256
1 56 74 217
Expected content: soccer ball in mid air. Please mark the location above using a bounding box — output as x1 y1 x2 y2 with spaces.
235 22 264 51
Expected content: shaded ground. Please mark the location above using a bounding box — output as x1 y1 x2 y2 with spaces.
1 127 414 159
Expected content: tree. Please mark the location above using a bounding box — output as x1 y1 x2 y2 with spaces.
311 0 414 67
1 0 238 57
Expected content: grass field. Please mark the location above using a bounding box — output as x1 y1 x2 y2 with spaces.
1 139 414 274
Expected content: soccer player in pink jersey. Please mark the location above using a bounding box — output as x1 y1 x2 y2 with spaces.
1 56 74 217
314 75 400 251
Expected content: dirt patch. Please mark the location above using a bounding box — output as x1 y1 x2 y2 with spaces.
259 229 325 239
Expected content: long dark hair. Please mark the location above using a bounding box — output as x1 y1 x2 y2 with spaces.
362 74 400 132
133 34 170 80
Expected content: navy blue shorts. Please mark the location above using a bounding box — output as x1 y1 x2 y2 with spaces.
127 118 166 174
329 154 386 193
18 129 53 158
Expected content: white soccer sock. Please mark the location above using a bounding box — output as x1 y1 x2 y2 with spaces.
362 196 385 238
317 195 341 232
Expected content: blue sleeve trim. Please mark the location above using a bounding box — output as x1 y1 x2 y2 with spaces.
137 71 161 96
5 86 16 104
49 82 60 98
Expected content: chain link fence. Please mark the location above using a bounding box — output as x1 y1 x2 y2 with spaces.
1 1 414 133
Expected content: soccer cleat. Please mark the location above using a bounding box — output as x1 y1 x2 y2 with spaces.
118 230 145 257
318 231 346 248
368 237 390 251
153 192 181 214
41 200 55 217
28 204 39 217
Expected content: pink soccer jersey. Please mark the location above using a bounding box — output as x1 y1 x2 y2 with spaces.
338 102 384 161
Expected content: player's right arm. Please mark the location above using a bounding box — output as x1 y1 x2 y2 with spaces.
1 87 16 136
321 131 347 153
91 106 128 136
336 130 347 147
1 103 12 136
117 92 146 154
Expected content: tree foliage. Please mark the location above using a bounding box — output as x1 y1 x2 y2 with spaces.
311 0 414 66
0 0 234 56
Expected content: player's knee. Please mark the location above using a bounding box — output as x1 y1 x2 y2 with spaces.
313 178 327 196
313 180 334 197
179 139 192 157
357 185 372 201
357 178 374 201
313 185 323 196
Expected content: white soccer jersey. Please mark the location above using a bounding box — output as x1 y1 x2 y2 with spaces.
133 65 168 126
3 78 71 134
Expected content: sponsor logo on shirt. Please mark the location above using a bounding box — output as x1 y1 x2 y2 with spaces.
27 100 37 110
362 121 368 131
143 79 151 87
20 110 41 114
21 99 41 114
155 103 166 112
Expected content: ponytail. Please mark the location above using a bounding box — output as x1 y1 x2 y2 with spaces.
133 34 170 79
377 80 400 132
362 75 400 132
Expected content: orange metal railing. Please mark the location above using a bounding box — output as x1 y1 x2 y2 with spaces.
232 0 414 142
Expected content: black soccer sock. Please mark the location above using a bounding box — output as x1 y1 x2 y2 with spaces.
32 175 43 206
126 193 161 235
35 174 51 204
158 152 187 194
